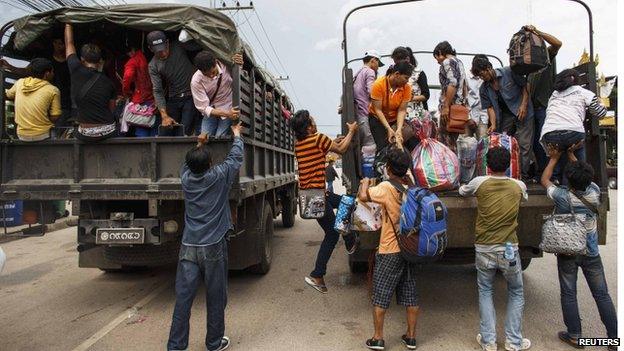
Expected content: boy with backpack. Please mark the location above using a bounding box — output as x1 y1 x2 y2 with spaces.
357 147 419 351
459 146 530 351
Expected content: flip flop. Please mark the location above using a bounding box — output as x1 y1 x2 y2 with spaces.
304 276 328 294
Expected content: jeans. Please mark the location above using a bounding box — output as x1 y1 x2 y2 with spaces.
476 250 525 348
167 238 228 351
166 95 201 136
357 113 375 147
202 115 232 137
310 192 354 278
557 254 618 339
532 107 547 175
501 112 534 179
326 181 334 193
541 130 586 184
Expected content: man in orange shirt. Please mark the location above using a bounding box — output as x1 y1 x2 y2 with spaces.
368 61 414 151
358 147 419 351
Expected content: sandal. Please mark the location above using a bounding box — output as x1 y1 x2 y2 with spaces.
304 276 328 294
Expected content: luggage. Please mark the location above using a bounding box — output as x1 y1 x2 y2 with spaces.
508 27 550 75
475 132 520 179
408 115 437 140
540 192 588 255
446 104 470 134
350 200 382 232
411 138 460 191
123 101 156 128
298 188 326 219
456 135 478 183
389 180 448 263
334 195 356 234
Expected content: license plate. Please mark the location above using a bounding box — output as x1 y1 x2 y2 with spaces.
96 228 145 244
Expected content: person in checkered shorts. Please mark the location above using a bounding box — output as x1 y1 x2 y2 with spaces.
358 147 419 351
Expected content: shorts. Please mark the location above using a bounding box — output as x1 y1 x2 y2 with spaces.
372 252 419 309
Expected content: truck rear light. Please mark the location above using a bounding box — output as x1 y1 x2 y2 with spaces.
163 220 178 234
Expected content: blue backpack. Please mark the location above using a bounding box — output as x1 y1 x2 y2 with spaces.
388 180 448 263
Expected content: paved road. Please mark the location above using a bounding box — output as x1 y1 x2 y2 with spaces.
0 190 618 351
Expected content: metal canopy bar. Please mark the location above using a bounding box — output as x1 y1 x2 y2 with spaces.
346 51 504 68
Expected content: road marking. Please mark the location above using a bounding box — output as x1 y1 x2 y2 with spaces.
71 281 171 351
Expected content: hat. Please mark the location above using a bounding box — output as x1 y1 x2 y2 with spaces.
364 49 385 67
147 31 169 53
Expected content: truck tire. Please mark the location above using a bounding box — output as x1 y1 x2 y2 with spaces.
521 258 532 271
281 194 296 228
248 203 274 274
104 241 179 267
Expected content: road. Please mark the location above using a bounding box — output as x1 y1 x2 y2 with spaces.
0 189 618 351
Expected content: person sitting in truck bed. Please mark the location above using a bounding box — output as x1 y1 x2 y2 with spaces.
5 58 61 141
64 24 117 142
191 50 243 139
121 37 156 137
147 30 201 136
291 110 358 294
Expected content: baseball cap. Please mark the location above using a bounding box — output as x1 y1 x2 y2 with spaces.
364 49 385 66
147 31 169 53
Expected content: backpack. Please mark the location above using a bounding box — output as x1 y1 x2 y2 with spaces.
508 27 550 75
388 180 448 263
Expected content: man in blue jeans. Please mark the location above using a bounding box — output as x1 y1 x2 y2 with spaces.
167 122 244 351
459 147 531 351
540 144 617 350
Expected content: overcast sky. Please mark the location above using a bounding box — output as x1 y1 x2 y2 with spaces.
1 0 618 136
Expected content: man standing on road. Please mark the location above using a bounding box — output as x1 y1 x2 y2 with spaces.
167 122 244 351
147 31 201 136
459 147 531 351
325 159 339 193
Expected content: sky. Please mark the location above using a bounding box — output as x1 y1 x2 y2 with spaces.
0 0 618 137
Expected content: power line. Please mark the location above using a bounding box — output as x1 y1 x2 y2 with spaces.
239 10 280 74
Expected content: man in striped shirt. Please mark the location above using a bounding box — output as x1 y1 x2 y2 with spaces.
291 110 358 293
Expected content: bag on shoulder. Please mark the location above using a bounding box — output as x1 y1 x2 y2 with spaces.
446 81 470 134
508 27 550 75
123 102 157 128
540 192 589 255
388 180 448 263
298 188 326 219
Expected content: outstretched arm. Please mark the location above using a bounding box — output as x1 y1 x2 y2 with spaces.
540 145 562 189
65 24 76 59
330 121 358 155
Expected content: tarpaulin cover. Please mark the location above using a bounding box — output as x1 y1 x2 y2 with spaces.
411 138 460 191
475 132 520 179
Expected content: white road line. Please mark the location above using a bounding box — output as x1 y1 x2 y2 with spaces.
71 281 172 351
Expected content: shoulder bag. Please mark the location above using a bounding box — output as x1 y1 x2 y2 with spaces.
446 79 470 134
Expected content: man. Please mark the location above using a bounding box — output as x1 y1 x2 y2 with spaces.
527 26 562 180
325 159 339 193
291 110 358 293
191 50 243 138
5 58 61 141
466 55 490 139
64 24 117 141
352 49 383 147
147 30 201 136
358 147 419 351
540 144 617 350
167 122 244 351
459 147 531 351
472 56 534 182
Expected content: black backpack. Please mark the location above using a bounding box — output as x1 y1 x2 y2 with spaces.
508 28 550 75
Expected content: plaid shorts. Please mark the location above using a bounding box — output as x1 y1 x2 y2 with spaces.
372 252 419 309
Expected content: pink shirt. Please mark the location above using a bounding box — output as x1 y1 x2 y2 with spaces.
190 61 233 119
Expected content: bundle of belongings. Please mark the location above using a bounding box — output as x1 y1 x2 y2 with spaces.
475 132 521 179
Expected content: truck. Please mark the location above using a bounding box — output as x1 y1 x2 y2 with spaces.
0 4 298 273
339 0 610 272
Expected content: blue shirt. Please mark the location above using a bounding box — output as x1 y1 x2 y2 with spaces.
180 137 244 246
547 182 601 256
479 66 534 130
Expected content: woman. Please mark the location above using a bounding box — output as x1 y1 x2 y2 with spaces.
433 41 467 153
368 60 414 151
540 69 607 182
121 38 157 137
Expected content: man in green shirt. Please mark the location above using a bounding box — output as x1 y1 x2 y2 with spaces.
459 147 530 351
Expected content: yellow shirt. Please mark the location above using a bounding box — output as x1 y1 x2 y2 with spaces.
5 77 61 137
367 181 404 254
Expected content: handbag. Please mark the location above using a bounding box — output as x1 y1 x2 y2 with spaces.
298 188 326 219
446 81 470 134
123 102 157 128
539 192 589 255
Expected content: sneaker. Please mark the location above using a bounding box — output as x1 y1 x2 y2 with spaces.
401 334 417 350
366 338 385 350
505 338 531 351
344 232 360 255
477 334 498 351
209 336 230 351
558 331 584 349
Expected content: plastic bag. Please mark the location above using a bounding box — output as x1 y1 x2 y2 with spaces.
456 135 478 183
334 195 356 234
361 145 376 178
475 132 520 179
350 201 382 232
408 114 437 140
411 138 460 191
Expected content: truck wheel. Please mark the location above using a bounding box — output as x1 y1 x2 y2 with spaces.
348 259 368 273
281 194 296 228
521 258 532 271
99 266 147 273
249 203 274 274
104 241 179 267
